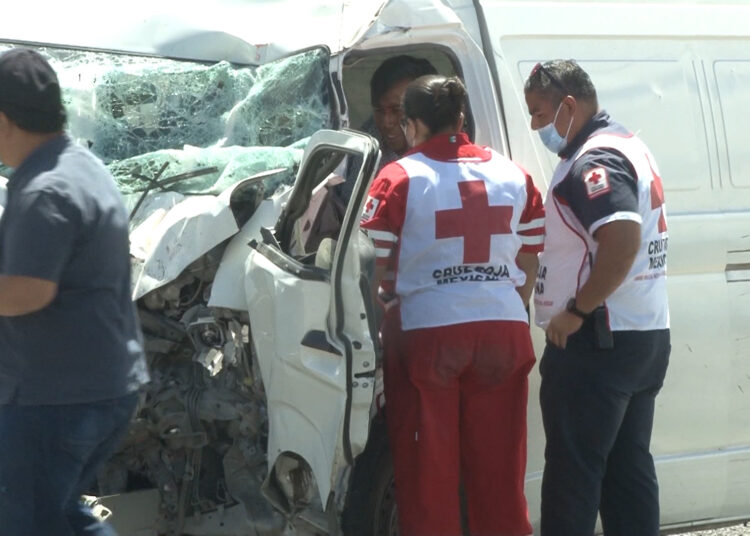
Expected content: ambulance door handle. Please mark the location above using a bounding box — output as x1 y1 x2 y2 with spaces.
725 249 750 283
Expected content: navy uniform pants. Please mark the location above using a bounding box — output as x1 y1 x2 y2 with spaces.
539 321 670 536
0 392 139 536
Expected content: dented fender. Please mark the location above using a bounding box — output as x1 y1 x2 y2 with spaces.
130 195 239 301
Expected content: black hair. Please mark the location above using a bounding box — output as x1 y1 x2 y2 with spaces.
403 74 466 134
524 59 597 106
0 102 66 133
370 55 438 107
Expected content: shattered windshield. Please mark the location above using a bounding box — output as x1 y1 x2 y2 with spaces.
0 44 348 535
0 45 332 198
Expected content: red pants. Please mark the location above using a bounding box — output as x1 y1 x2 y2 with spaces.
383 313 535 536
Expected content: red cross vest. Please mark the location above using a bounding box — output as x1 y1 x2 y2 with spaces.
395 151 534 331
534 132 670 331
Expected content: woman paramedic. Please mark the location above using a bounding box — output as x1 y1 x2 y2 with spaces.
360 74 545 536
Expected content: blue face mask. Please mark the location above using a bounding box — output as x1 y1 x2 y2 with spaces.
538 101 573 154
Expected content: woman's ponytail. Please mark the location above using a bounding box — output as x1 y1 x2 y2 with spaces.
403 75 467 134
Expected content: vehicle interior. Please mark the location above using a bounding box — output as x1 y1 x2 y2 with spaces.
341 47 474 139
277 48 476 273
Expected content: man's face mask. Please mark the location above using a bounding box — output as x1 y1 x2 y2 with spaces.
538 100 574 154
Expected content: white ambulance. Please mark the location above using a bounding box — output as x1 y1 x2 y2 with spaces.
2 1 748 534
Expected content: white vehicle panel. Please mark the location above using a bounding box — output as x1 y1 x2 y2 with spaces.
209 190 292 311
245 253 346 503
2 0 387 65
130 195 238 300
243 129 380 508
357 0 507 153
0 175 7 219
478 2 750 530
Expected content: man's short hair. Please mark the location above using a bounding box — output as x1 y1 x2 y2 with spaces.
524 59 598 106
0 48 66 133
370 55 438 107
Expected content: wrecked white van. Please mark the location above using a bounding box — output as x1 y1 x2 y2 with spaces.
2 0 749 534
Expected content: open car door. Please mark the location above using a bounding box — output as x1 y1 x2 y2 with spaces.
244 129 381 515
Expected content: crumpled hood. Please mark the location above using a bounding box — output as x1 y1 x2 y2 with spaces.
2 0 387 65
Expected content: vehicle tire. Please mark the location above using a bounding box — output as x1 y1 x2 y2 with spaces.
341 411 398 536
368 445 398 536
341 411 468 536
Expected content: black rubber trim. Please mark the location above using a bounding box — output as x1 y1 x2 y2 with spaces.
351 276 379 382
331 70 347 117
334 143 380 466
358 273 382 363
249 240 329 283
275 146 346 251
301 330 343 356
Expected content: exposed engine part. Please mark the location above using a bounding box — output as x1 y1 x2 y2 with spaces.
81 495 113 522
97 263 284 535
140 243 225 314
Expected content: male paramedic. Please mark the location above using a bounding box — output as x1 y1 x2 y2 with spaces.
524 59 671 536
0 48 149 535
362 74 545 536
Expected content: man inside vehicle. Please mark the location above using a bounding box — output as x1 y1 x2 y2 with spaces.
362 55 437 170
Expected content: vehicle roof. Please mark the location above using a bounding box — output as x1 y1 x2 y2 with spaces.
2 0 387 65
474 0 750 37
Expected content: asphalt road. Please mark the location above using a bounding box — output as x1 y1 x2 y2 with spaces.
672 523 750 536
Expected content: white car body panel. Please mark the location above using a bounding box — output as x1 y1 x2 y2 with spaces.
130 194 239 300
0 176 7 220
2 0 387 65
245 253 346 503
132 169 293 304
476 2 750 531
355 0 507 153
208 189 292 311
245 128 379 505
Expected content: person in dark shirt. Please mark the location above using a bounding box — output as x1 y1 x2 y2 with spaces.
0 48 149 536
525 59 670 536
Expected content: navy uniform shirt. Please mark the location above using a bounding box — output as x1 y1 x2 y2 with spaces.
533 110 669 331
0 135 149 405
554 111 639 230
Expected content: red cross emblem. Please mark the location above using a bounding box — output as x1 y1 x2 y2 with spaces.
361 195 379 222
435 181 512 264
583 167 610 198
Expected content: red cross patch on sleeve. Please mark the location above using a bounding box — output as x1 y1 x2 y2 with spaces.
361 195 380 222
583 167 611 199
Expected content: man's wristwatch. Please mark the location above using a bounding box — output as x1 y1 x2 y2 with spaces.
566 298 590 319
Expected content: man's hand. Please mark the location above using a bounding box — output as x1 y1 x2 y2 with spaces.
546 310 584 349
546 220 640 349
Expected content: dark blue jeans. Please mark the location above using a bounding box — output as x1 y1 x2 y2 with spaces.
539 324 670 536
0 393 139 536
